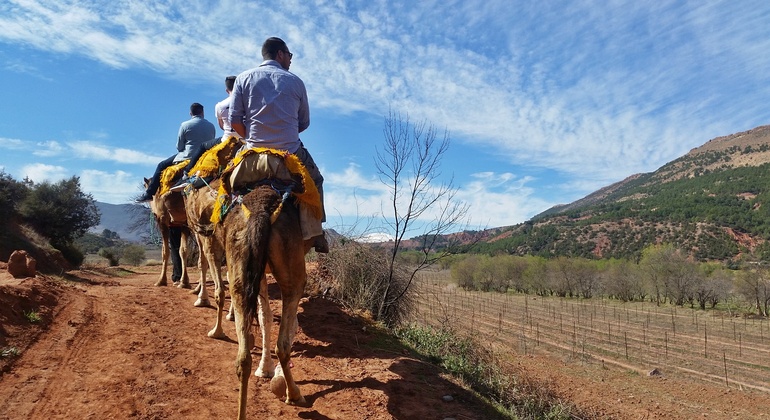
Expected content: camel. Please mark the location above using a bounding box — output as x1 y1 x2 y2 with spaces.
183 178 289 373
225 185 312 415
143 178 213 309
183 148 321 418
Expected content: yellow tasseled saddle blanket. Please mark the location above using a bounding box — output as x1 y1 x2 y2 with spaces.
157 136 243 196
188 136 243 179
158 160 189 196
211 147 322 224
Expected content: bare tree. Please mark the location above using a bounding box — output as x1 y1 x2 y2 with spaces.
374 110 470 324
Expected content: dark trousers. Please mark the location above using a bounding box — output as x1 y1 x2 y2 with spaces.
146 154 176 195
169 226 183 282
295 141 325 222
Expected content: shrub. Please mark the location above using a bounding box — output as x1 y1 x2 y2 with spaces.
122 244 146 266
320 241 415 327
57 242 84 267
98 247 121 266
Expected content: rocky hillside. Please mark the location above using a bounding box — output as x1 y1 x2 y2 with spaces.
468 124 770 262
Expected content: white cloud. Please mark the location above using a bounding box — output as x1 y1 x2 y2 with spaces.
0 137 24 150
79 169 142 204
33 140 67 157
323 164 551 232
70 141 165 164
20 163 69 182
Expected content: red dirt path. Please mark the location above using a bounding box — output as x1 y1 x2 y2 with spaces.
2 267 770 419
0 267 501 420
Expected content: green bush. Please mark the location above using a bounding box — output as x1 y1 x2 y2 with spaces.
122 244 146 266
57 242 84 267
98 247 121 266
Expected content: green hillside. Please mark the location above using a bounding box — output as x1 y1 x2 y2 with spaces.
465 125 770 262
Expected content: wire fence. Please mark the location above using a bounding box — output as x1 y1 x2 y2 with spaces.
414 270 770 393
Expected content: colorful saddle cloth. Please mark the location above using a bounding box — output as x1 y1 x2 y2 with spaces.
188 136 243 179
158 160 189 196
211 147 322 229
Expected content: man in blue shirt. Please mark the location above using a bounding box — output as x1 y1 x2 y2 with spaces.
137 103 216 202
230 37 328 253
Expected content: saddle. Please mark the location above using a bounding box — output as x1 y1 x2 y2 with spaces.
158 136 243 196
210 147 323 240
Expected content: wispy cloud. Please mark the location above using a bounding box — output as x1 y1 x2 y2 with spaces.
323 164 551 231
0 137 24 150
20 162 69 182
1 0 768 214
70 141 165 164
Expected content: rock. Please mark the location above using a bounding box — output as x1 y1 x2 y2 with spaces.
442 395 454 402
7 250 36 278
648 368 663 376
270 363 286 399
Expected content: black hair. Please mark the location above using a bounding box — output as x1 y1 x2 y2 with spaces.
225 76 236 92
261 37 288 60
190 102 204 116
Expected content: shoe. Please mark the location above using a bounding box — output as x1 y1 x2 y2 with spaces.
135 191 154 202
313 233 329 253
191 176 209 188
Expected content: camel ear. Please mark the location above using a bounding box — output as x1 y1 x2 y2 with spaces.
144 177 151 183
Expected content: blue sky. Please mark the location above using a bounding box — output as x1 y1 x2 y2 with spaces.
1 1 769 239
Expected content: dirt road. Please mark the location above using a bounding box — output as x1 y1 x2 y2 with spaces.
2 267 770 419
0 268 499 420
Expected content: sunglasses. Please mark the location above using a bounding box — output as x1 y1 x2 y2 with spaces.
283 50 293 59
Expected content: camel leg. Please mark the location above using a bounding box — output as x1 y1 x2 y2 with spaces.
192 236 207 294
229 265 253 420
194 238 211 307
155 226 170 287
254 276 274 377
205 237 227 339
177 229 191 289
225 271 235 321
270 243 307 405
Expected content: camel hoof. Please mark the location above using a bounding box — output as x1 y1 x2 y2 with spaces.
255 367 274 378
207 328 225 339
285 395 307 406
154 280 167 287
194 299 210 307
270 375 286 399
178 282 192 289
226 313 234 321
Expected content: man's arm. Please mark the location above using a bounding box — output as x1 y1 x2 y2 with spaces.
297 81 310 133
176 123 186 152
232 121 247 138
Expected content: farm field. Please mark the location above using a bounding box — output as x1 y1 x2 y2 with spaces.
414 270 770 418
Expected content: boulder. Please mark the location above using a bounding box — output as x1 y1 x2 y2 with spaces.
7 250 37 278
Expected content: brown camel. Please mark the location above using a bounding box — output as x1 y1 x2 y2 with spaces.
182 179 235 339
224 185 312 416
183 178 294 372
143 179 210 307
184 147 320 417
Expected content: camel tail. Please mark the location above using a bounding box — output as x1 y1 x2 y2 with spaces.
241 187 282 318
